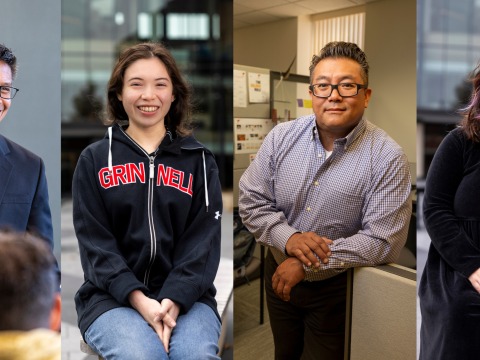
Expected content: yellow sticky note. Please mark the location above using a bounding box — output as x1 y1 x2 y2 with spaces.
303 99 312 108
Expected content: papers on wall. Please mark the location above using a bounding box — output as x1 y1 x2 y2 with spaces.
234 118 274 154
233 69 247 108
234 70 270 106
248 72 270 103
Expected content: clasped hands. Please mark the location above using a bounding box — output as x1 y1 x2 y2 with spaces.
272 232 332 302
129 290 180 353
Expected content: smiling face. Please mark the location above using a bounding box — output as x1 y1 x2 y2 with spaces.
310 57 371 141
0 61 13 123
118 57 175 132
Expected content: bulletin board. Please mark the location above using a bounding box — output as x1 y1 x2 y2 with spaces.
234 117 274 154
233 64 272 207
233 64 271 119
233 66 310 207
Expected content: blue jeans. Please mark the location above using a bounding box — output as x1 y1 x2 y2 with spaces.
84 302 221 360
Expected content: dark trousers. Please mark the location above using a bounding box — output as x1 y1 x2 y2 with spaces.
265 250 347 360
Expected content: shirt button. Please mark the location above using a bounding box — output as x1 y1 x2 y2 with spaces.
314 181 319 186
318 153 322 158
306 207 311 211
340 262 345 266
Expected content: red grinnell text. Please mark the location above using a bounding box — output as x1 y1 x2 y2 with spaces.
99 162 194 196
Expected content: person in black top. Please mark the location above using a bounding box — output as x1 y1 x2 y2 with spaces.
419 62 480 360
73 42 223 360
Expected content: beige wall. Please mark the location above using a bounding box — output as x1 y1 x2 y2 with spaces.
296 15 313 76
233 16 312 76
233 0 416 166
234 18 298 73
364 0 416 163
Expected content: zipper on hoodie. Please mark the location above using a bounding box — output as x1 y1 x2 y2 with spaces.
118 127 158 286
149 156 155 179
144 154 157 285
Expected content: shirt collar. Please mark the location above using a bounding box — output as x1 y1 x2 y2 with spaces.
343 118 367 149
311 117 367 150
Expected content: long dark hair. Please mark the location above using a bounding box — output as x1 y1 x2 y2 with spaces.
105 42 192 136
460 63 480 142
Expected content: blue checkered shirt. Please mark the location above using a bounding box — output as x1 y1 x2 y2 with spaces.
238 115 412 281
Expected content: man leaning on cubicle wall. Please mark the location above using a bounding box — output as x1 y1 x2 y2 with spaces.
239 41 411 360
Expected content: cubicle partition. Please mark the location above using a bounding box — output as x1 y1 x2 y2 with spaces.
344 265 417 360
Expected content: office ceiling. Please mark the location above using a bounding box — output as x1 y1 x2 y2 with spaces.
234 0 380 29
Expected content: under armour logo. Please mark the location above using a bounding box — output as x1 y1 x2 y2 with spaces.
214 211 222 220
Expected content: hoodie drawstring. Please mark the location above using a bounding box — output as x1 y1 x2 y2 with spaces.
202 150 209 212
108 126 113 173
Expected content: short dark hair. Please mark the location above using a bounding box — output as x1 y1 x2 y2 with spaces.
0 43 17 79
0 230 56 331
105 42 192 136
309 41 369 85
460 63 480 142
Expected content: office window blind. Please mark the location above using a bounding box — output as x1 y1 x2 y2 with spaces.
312 12 366 53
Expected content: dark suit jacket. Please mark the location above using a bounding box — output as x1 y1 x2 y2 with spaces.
0 134 53 248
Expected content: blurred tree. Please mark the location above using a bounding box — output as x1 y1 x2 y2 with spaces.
70 81 104 124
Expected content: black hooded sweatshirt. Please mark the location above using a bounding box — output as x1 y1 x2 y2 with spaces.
72 124 222 337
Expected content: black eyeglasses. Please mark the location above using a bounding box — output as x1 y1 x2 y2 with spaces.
0 86 19 99
309 83 367 98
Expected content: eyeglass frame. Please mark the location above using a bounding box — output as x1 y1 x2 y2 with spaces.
0 86 19 99
309 83 367 98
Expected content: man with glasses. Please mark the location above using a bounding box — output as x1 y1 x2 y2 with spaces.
239 41 411 360
0 43 53 249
